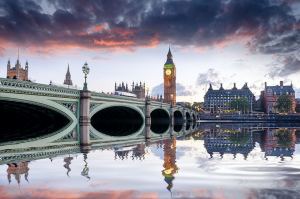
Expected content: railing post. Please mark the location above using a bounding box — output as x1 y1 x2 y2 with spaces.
80 90 91 146
145 97 151 139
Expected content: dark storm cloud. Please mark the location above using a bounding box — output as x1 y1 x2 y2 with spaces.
269 55 300 77
151 83 192 97
0 0 299 61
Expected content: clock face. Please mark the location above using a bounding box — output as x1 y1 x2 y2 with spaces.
165 69 172 76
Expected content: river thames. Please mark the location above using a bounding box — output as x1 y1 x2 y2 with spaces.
1 123 300 199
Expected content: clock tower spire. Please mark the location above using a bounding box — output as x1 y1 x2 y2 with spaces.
163 46 176 106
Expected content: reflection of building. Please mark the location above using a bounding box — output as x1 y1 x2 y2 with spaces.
162 138 178 192
163 47 176 106
203 83 255 113
114 144 146 160
261 128 296 160
204 128 255 159
63 65 73 86
7 161 30 184
6 51 29 81
261 81 296 113
115 81 145 99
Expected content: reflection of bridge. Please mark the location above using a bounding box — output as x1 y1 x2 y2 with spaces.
0 78 198 148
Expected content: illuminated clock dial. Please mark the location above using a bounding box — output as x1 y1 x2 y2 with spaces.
165 69 172 76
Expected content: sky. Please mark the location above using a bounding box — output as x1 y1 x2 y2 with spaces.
0 0 300 102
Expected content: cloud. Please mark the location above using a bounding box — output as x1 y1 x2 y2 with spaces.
269 55 300 77
0 0 298 55
196 68 222 87
151 83 192 97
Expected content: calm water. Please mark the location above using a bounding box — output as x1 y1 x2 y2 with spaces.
1 124 300 199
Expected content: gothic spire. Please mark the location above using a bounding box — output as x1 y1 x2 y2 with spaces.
167 45 172 59
67 64 70 75
164 46 175 67
7 59 11 70
64 64 73 86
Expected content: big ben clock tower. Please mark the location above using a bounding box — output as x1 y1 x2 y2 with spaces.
164 47 176 106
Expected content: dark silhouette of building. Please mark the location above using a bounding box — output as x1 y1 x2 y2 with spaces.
114 81 145 99
204 83 255 113
163 47 176 106
6 50 29 81
63 65 73 86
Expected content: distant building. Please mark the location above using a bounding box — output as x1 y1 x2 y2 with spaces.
63 65 73 86
6 51 29 81
261 81 296 113
203 83 255 113
115 81 145 99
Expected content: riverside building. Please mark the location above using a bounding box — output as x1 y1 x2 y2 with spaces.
203 83 255 113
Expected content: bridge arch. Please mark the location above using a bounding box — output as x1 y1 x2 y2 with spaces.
0 93 77 147
186 112 191 122
90 103 145 137
150 108 170 134
174 110 184 132
192 113 196 121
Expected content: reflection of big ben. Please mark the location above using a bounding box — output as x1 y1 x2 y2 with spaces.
164 47 176 106
162 137 178 192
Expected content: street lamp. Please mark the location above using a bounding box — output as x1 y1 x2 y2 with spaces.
82 62 90 91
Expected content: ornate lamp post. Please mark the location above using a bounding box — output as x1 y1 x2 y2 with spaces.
82 62 90 91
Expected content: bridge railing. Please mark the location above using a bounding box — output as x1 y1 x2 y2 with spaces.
91 91 146 103
0 78 80 98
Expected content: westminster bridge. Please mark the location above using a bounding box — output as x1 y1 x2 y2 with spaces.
0 77 199 149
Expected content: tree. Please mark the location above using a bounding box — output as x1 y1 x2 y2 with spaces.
192 102 203 112
276 94 292 113
229 97 249 113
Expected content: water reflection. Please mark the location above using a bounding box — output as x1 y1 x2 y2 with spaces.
7 161 30 184
81 153 90 180
261 128 296 160
63 156 73 177
114 143 146 160
204 128 255 159
162 138 178 193
1 123 300 199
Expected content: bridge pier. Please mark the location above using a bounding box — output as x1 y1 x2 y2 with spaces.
145 97 151 139
169 105 174 136
183 108 186 122
79 90 91 146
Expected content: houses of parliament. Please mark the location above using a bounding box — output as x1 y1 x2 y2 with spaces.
6 51 29 81
4 48 177 105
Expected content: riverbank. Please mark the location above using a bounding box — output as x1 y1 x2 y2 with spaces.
199 113 300 122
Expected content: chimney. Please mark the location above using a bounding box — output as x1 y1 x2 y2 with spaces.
280 81 283 86
265 82 267 88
